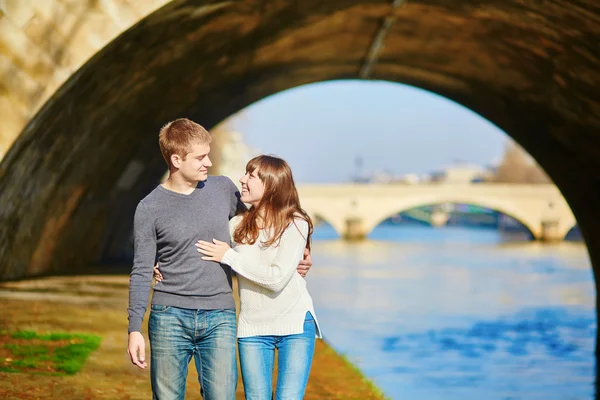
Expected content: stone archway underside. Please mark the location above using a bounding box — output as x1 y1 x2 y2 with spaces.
1 1 599 292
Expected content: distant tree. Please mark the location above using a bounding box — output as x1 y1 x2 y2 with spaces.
493 142 529 183
524 163 552 184
491 141 551 184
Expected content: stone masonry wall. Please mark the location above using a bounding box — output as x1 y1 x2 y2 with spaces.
0 0 170 160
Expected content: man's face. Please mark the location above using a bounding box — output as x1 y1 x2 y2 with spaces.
175 142 212 182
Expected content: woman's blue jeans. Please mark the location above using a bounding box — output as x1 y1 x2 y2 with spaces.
238 312 316 400
148 305 237 400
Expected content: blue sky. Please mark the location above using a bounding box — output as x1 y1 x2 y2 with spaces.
226 80 508 183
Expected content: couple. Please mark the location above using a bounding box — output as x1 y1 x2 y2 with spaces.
127 118 322 400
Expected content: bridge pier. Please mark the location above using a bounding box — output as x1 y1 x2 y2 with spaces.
540 219 563 242
539 202 563 242
343 217 367 241
431 210 450 227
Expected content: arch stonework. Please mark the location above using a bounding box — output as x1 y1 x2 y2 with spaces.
0 0 171 160
1 0 600 354
2 0 599 278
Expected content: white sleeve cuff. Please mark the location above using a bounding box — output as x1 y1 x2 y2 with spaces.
222 248 239 267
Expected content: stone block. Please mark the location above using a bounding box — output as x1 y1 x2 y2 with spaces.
0 95 28 155
1 0 36 27
0 13 57 82
0 52 44 109
23 13 69 65
30 0 61 21
60 6 120 52
57 0 92 15
45 1 82 40
83 8 122 48
125 0 171 19
59 28 102 68
94 0 141 29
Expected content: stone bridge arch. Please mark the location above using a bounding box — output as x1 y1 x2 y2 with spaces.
0 0 599 340
299 185 578 241
303 208 347 239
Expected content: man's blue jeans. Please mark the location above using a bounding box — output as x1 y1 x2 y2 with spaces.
148 305 237 400
238 312 316 400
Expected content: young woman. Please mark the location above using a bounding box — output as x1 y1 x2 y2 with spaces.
196 155 322 400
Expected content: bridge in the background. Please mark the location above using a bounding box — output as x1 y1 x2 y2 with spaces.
297 184 576 241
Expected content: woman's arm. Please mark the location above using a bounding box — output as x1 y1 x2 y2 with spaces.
222 220 308 292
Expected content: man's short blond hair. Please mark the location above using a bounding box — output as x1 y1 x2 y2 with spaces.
159 118 211 166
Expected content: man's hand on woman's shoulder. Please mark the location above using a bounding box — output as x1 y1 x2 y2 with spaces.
297 248 312 278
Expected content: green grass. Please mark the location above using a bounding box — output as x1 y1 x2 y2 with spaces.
0 367 20 373
5 344 49 356
2 330 102 375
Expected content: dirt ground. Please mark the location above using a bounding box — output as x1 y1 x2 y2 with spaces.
0 275 386 399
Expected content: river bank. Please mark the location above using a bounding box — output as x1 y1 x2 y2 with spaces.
0 275 387 399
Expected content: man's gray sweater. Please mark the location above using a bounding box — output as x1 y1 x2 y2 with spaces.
127 176 242 333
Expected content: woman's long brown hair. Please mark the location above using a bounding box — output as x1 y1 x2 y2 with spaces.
234 155 313 250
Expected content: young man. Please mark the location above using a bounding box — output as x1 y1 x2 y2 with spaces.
127 118 311 399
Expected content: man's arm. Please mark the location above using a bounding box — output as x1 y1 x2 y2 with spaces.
297 248 312 278
127 201 156 369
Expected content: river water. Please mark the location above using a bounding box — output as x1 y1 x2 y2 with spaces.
307 223 596 399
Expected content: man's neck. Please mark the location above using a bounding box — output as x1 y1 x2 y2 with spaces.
162 175 199 195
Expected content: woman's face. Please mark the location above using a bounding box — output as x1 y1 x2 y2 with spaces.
239 168 265 207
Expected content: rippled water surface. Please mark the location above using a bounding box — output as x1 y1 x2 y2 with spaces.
307 224 596 399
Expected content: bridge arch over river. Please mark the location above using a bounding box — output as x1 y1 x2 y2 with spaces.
1 0 600 360
298 184 576 241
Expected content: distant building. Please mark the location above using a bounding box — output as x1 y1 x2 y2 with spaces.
370 170 396 183
430 164 489 184
363 170 421 184
398 173 420 185
358 163 493 185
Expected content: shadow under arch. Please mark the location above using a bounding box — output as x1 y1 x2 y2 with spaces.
565 224 584 241
362 197 540 239
0 0 599 361
368 201 537 238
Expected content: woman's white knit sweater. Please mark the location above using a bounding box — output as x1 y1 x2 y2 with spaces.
221 215 322 339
